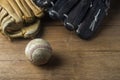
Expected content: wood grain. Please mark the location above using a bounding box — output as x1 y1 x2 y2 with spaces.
0 0 120 80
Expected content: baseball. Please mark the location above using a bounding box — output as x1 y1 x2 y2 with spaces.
25 38 52 65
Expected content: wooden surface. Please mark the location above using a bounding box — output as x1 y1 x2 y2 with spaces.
0 0 120 80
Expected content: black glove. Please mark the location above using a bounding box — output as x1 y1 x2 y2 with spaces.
64 0 110 39
34 0 110 40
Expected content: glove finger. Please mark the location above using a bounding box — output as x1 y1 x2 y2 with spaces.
0 6 22 33
1 15 15 36
14 0 35 23
49 0 79 20
76 0 110 40
48 0 67 19
1 15 22 32
8 0 25 20
1 15 13 30
50 0 65 11
0 0 22 23
25 0 44 18
34 0 57 9
0 8 8 24
64 0 93 31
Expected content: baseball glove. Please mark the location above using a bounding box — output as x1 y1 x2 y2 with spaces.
0 0 44 40
64 0 110 39
35 0 110 40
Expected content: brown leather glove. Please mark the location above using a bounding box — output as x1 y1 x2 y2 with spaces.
0 0 44 40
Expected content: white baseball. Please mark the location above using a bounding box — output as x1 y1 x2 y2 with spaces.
25 38 52 65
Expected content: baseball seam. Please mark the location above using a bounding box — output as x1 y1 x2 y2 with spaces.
29 45 52 61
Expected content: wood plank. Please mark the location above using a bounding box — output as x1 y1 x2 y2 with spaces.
0 0 120 80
